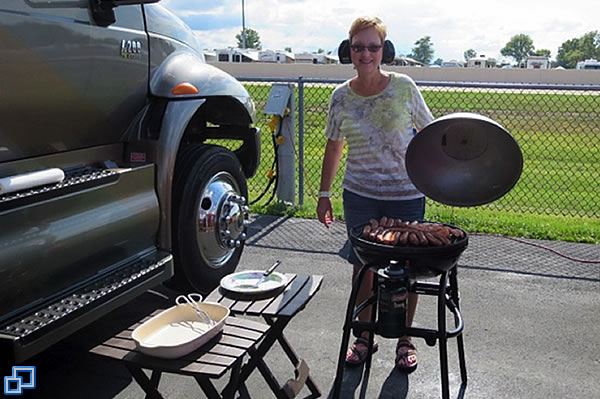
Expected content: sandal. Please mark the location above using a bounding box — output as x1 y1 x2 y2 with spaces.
345 337 379 366
395 338 418 374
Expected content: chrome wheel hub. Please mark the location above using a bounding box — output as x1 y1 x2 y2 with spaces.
196 172 249 268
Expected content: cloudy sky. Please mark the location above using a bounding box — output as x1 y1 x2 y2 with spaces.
160 0 598 62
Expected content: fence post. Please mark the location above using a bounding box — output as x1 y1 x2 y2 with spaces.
298 77 305 206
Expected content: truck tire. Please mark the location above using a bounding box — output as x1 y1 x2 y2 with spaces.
171 144 249 293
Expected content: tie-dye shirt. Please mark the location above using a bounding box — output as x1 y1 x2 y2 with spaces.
324 72 433 200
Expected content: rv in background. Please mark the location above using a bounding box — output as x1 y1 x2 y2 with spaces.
520 55 551 69
576 59 600 70
467 55 497 68
441 60 465 67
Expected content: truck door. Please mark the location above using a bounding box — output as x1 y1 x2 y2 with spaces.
0 0 148 162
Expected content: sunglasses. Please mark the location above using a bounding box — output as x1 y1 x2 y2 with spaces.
350 44 383 53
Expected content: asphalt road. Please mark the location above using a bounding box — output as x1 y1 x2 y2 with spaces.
10 215 599 399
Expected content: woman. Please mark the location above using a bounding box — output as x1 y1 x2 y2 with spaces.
316 16 433 373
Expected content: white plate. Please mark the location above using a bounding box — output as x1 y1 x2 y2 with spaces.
220 270 288 295
132 301 229 359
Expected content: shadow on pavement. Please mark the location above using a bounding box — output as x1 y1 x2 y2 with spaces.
19 289 175 398
325 363 409 399
378 369 409 399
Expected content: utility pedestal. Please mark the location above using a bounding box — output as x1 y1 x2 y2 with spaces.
264 84 295 204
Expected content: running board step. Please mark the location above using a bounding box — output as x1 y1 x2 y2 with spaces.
0 250 173 363
0 166 119 212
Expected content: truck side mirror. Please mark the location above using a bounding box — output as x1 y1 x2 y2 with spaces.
90 0 160 27
89 0 115 26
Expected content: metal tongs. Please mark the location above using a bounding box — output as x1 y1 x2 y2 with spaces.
175 293 216 326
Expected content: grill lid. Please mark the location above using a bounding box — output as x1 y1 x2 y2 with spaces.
406 112 523 207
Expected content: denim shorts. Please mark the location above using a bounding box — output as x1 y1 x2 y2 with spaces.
343 189 426 265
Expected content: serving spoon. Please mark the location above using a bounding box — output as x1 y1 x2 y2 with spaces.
235 260 282 290
253 259 282 287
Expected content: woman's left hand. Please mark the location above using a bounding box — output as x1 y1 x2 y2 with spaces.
317 197 334 228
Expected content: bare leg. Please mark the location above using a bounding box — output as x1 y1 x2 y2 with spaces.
353 263 374 336
396 293 419 372
406 292 418 327
353 267 418 335
345 264 377 364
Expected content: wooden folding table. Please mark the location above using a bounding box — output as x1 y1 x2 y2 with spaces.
205 273 324 399
90 313 270 398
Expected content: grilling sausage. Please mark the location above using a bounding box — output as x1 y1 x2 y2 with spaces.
362 225 372 238
424 232 443 246
379 216 388 227
369 226 383 240
360 219 463 247
391 231 401 245
435 232 451 245
398 231 409 245
408 232 420 245
383 230 395 244
449 227 465 238
416 230 428 245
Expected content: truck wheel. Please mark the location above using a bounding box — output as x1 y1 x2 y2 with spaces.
171 144 249 293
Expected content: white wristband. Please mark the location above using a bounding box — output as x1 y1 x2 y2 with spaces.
318 191 330 198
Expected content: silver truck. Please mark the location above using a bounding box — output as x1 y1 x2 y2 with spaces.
0 0 259 364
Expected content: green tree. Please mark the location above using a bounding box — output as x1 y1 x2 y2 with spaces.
501 34 534 64
532 49 551 57
284 47 292 52
410 36 434 64
463 49 476 62
557 38 581 68
236 28 261 49
317 48 325 54
579 31 600 57
433 58 443 66
556 31 600 68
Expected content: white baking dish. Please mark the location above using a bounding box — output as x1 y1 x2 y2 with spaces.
132 297 230 359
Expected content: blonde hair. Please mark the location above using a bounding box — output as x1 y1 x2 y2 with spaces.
349 16 387 43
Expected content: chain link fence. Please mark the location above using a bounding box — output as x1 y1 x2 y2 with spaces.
239 78 599 220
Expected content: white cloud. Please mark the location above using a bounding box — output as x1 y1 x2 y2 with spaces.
161 0 599 62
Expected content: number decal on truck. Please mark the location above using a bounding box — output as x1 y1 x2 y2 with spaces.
120 40 142 59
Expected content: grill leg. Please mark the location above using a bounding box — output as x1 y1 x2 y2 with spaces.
332 263 372 399
357 271 380 399
334 264 468 399
450 268 468 390
437 271 450 399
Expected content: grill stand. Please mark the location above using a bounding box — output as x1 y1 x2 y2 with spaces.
331 262 467 399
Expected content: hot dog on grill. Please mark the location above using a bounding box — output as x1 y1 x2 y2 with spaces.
359 219 464 247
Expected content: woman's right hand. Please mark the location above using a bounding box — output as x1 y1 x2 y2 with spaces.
317 197 334 228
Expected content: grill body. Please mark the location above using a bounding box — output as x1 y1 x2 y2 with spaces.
349 222 469 278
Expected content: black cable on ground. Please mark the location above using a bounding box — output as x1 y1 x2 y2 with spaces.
262 128 281 207
248 116 281 206
262 158 280 207
248 156 276 205
472 233 600 264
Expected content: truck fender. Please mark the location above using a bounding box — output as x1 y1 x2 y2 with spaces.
149 51 255 123
153 98 206 250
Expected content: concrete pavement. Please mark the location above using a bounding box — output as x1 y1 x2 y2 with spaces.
19 215 599 398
